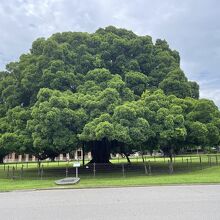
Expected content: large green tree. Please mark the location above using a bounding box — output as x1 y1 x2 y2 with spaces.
0 26 219 164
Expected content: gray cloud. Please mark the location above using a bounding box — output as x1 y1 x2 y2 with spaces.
0 0 219 106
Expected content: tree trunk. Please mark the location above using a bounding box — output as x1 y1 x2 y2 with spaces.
89 138 111 163
0 151 6 164
124 153 131 164
50 156 56 161
0 156 4 164
139 146 145 163
168 148 173 163
169 154 173 163
118 142 131 164
162 146 173 162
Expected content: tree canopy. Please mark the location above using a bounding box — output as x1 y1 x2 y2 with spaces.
0 26 219 163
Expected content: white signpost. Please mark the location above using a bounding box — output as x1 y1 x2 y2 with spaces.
73 162 80 178
54 162 81 185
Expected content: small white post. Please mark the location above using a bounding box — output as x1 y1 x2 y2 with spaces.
76 167 78 178
73 162 80 178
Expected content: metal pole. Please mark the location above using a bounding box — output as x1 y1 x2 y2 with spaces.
122 164 125 177
20 165 24 179
66 166 68 177
7 165 9 178
12 166 15 179
40 165 44 180
93 163 96 177
200 156 202 169
76 167 78 178
38 162 41 176
148 160 151 175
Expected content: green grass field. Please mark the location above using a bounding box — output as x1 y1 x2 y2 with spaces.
0 154 219 191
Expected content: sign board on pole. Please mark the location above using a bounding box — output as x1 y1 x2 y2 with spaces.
73 162 81 167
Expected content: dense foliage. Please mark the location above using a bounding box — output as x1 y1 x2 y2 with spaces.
0 26 219 163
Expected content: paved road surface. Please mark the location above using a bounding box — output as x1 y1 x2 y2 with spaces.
0 185 220 220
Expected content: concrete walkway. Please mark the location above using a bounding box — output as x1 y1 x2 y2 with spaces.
0 185 220 220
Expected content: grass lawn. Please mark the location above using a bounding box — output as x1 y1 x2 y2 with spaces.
0 155 219 192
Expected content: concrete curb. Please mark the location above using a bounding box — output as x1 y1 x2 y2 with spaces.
1 182 220 193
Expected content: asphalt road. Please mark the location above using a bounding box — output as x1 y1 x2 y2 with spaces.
0 185 220 220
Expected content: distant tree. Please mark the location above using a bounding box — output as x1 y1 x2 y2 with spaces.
185 99 220 150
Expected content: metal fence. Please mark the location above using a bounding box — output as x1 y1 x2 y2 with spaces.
0 154 219 180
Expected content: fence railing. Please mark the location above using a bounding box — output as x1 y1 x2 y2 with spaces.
0 154 219 180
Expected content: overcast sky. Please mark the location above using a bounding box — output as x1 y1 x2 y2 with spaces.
0 0 220 107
